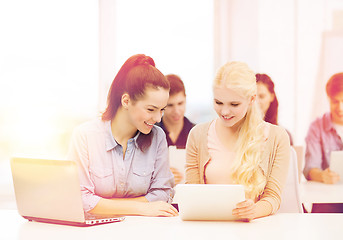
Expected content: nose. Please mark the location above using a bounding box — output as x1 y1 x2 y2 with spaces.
153 111 163 123
339 101 343 111
221 105 231 116
173 105 181 115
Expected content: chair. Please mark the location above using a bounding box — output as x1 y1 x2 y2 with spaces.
293 145 305 182
278 147 303 213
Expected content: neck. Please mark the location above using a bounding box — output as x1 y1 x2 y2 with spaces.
215 118 242 151
162 117 184 133
111 107 137 145
218 120 241 136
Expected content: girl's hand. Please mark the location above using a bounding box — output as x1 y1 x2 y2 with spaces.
140 201 179 217
321 168 340 184
170 167 184 184
232 199 256 222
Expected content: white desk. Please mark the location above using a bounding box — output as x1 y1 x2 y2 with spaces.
2 209 343 240
300 180 343 203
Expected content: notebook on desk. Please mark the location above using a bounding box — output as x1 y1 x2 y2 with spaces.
10 157 125 226
168 146 186 184
330 151 343 183
174 184 245 221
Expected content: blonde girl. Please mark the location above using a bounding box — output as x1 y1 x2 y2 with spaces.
185 61 290 221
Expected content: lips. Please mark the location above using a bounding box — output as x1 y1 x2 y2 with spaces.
222 115 234 120
172 116 182 121
145 121 154 128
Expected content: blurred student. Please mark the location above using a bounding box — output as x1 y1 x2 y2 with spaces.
256 73 293 145
157 74 195 184
304 72 343 184
68 54 178 217
186 62 290 221
157 74 195 148
303 72 343 213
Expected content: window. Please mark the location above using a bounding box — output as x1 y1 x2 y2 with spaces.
110 0 214 122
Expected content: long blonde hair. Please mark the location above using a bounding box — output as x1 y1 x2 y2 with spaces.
214 61 266 199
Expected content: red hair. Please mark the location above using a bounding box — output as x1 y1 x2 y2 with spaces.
102 54 169 151
165 74 186 96
256 73 278 125
326 72 343 98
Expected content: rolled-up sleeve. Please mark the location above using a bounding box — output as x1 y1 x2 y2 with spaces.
67 126 101 212
303 121 323 179
145 128 175 203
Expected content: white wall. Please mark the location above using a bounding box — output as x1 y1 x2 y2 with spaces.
215 0 343 145
0 0 99 158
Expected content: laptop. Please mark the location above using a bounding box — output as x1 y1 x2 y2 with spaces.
174 184 245 221
330 151 343 183
10 157 125 226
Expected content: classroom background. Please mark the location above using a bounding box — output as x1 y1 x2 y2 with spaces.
1 0 343 208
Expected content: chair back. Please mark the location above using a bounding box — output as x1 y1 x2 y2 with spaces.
293 145 304 182
278 147 303 213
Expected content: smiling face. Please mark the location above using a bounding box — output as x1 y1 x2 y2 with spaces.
257 82 275 116
163 92 186 125
127 87 169 134
213 87 253 129
329 92 343 125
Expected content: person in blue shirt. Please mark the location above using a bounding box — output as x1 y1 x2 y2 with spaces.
68 54 178 217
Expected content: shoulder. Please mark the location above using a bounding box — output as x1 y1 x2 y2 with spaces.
184 116 195 128
187 121 212 143
189 121 211 134
266 122 290 144
151 125 167 140
73 118 107 136
309 112 330 128
306 112 332 136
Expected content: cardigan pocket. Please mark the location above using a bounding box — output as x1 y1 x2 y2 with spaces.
259 150 270 178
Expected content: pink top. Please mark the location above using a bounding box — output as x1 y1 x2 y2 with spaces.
185 121 290 214
205 119 235 184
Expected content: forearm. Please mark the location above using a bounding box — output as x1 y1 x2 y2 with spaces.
89 196 148 216
308 168 323 182
254 200 273 219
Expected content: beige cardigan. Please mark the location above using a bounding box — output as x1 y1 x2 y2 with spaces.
185 121 290 214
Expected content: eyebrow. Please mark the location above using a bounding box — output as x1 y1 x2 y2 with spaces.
214 98 241 104
147 105 167 110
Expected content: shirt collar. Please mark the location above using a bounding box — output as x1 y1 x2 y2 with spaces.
105 120 117 151
104 120 140 151
323 112 335 132
158 118 169 134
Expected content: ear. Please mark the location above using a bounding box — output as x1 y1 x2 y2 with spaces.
121 93 130 109
250 94 257 104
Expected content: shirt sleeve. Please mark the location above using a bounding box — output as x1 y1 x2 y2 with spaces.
185 125 202 184
145 128 175 203
303 120 323 179
67 126 101 212
259 127 291 214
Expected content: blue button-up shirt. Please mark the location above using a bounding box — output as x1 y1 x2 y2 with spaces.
67 119 175 212
304 112 343 179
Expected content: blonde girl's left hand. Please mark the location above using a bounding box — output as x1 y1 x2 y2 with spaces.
232 199 256 222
